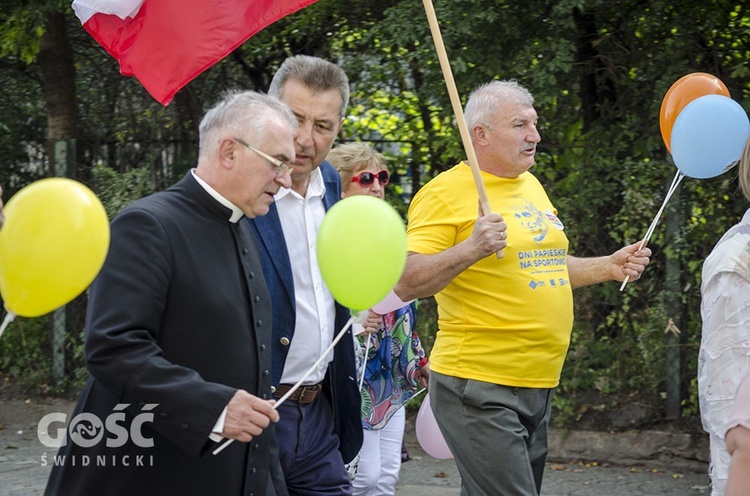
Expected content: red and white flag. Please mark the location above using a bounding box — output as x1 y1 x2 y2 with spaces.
72 0 319 105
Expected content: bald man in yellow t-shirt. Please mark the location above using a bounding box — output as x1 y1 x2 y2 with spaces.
395 80 651 496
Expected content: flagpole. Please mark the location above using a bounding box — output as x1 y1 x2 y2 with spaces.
421 0 503 259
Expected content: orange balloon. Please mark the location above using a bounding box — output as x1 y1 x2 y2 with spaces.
660 73 730 152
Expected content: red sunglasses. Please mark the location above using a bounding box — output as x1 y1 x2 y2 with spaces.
351 169 390 186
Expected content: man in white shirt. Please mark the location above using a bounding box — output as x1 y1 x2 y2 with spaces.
247 55 362 495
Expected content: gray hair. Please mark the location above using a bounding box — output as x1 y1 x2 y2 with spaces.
198 89 297 161
464 80 535 129
268 55 350 118
327 142 388 185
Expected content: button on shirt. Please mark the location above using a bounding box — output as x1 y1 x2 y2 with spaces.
275 168 336 385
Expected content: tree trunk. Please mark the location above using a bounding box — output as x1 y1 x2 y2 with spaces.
37 9 82 385
573 7 616 132
37 10 78 177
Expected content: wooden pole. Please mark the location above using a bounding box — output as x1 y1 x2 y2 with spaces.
422 0 503 258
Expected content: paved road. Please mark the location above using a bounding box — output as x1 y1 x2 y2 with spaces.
0 398 711 495
397 444 711 496
397 416 711 495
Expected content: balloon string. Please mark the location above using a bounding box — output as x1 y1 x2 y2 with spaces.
358 333 372 392
0 311 16 340
404 387 427 406
620 170 685 292
213 315 357 456
643 171 684 241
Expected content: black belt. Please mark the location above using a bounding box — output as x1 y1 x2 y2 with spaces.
274 383 322 404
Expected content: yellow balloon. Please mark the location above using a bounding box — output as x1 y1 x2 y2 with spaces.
317 196 406 311
0 178 110 317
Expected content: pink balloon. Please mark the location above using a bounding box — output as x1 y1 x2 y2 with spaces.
371 289 413 315
415 393 453 459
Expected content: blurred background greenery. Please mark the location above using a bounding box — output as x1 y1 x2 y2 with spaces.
2 0 750 431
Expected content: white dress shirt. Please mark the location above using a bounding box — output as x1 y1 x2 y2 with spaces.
275 167 337 385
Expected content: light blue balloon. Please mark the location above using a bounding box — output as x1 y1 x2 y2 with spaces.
671 94 750 179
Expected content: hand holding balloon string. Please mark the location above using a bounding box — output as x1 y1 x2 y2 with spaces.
620 170 684 291
212 314 358 455
214 195 407 455
355 309 383 391
622 73 750 291
358 333 372 392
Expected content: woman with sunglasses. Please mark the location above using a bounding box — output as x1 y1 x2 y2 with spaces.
327 142 429 496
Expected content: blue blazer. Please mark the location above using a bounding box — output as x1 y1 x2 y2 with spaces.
247 160 363 463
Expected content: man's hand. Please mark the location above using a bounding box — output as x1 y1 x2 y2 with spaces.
609 240 651 282
415 361 430 390
362 310 383 335
395 211 507 301
353 309 382 336
468 212 507 260
222 390 279 443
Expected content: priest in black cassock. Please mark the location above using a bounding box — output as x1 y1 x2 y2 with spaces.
45 89 298 496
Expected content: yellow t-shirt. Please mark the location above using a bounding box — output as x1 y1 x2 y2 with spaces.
407 163 574 387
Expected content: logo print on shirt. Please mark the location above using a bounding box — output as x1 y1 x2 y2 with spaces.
512 197 548 243
545 210 564 230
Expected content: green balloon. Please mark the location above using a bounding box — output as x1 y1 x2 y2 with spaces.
317 196 407 311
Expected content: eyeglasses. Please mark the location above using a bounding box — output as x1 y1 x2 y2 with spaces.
351 169 390 187
233 137 292 177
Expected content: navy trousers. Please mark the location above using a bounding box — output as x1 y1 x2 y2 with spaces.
275 393 352 495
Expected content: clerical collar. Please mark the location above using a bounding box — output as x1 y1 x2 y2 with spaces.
190 169 244 223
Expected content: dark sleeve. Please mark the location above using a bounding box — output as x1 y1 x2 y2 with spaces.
84 207 235 456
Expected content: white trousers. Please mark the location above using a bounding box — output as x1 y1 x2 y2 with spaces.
352 407 406 496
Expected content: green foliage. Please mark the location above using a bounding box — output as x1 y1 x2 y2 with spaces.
0 2 45 62
91 163 156 219
65 330 89 393
0 314 87 396
0 317 52 392
2 0 750 428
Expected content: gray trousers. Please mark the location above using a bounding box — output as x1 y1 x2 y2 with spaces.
430 371 555 496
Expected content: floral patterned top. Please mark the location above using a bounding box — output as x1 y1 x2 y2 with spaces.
355 301 426 430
